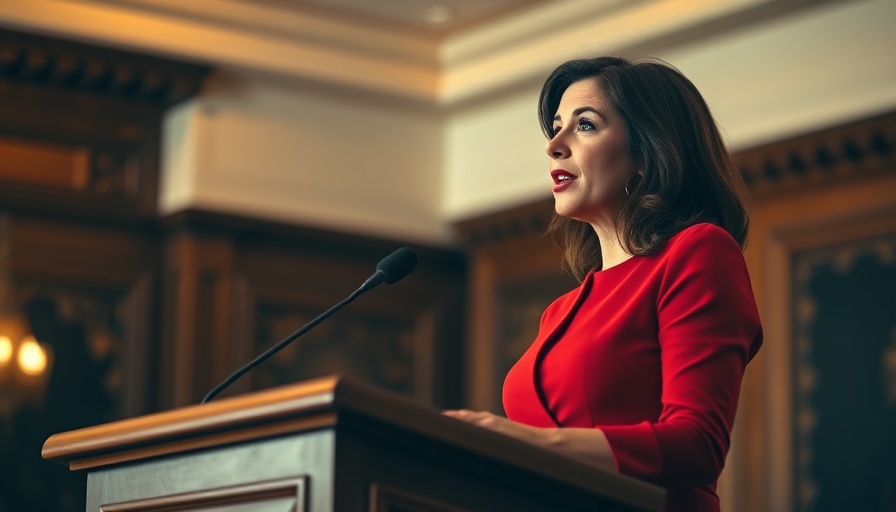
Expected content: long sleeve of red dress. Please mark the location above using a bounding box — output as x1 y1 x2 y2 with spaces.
502 223 763 512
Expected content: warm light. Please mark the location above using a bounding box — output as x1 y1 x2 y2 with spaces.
17 336 47 376
424 4 455 25
0 335 12 365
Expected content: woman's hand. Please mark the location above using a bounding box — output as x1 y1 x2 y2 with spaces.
442 409 552 446
442 409 617 472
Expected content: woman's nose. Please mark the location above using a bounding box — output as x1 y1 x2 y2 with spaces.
546 135 569 160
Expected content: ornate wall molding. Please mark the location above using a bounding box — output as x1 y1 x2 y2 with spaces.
0 28 208 107
0 28 210 219
735 110 896 200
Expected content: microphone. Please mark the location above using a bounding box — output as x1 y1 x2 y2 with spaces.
359 246 418 291
202 246 418 403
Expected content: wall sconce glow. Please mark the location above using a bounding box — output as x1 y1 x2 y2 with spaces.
0 335 11 364
17 336 47 376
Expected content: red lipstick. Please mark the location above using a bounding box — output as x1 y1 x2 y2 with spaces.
551 169 576 192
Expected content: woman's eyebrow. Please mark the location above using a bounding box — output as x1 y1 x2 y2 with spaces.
553 106 605 123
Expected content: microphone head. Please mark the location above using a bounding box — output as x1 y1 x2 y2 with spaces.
376 247 418 284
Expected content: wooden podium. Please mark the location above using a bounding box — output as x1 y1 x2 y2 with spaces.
42 375 665 511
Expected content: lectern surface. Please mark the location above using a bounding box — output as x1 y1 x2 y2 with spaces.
43 375 665 511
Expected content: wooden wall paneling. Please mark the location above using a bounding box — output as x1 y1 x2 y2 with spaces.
0 25 210 413
0 212 161 511
733 177 896 512
728 111 896 512
5 212 160 415
225 274 257 399
160 227 237 408
234 232 467 408
119 271 156 419
245 285 426 402
410 246 468 408
0 84 161 215
160 210 468 409
789 230 896 512
8 214 157 287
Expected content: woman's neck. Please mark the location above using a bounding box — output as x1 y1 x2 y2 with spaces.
591 223 632 270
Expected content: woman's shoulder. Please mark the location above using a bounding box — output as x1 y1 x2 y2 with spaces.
665 222 741 254
652 223 747 274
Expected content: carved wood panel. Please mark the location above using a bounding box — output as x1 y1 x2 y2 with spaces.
790 232 896 512
100 477 307 512
159 210 467 409
737 204 896 512
253 299 420 398
370 484 470 512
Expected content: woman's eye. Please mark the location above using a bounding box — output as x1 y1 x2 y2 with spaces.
576 119 595 131
551 125 562 137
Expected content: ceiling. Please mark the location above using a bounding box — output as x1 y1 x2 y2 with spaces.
285 0 547 32
1 0 863 107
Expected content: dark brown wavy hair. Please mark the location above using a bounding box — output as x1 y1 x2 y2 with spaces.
539 56 750 280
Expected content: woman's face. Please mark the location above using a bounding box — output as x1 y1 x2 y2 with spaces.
546 78 637 228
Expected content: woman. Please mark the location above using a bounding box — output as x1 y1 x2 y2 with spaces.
445 57 763 512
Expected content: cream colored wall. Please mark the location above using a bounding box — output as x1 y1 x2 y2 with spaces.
443 85 547 222
666 0 896 151
162 100 206 214
161 74 447 241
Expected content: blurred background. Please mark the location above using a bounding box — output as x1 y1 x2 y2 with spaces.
0 0 894 510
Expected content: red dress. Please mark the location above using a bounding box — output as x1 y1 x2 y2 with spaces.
503 223 763 512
